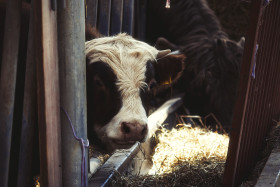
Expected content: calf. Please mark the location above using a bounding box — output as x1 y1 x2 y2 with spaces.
85 32 185 151
147 0 245 131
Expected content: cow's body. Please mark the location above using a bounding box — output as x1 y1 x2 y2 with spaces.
147 0 245 130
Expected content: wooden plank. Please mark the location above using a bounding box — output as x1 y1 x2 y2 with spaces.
110 0 123 35
0 0 22 186
57 0 88 186
222 0 264 186
122 0 134 35
86 0 98 28
33 0 62 186
97 0 111 35
255 147 280 187
134 0 147 40
16 1 37 186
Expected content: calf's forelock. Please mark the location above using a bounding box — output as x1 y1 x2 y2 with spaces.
86 33 158 95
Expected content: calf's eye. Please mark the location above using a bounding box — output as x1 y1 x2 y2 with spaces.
93 75 104 88
148 79 157 91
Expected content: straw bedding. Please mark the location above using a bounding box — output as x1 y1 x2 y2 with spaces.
112 124 229 187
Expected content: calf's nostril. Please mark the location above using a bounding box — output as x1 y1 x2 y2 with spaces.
121 122 131 134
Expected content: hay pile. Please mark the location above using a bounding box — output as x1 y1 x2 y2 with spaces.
112 125 229 186
150 125 229 175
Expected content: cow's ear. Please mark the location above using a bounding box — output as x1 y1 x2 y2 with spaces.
85 23 102 41
153 54 185 85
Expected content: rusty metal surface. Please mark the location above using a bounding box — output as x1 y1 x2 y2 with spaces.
223 0 280 186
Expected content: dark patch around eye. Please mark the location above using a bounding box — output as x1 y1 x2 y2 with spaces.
145 60 155 85
86 61 122 129
140 60 157 114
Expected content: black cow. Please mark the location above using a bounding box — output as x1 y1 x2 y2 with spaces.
146 0 245 131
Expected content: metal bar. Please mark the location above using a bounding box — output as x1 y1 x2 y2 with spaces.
97 0 111 35
85 0 98 28
110 0 123 35
0 0 22 186
222 0 264 186
16 1 36 186
122 0 134 35
33 0 62 186
57 0 87 186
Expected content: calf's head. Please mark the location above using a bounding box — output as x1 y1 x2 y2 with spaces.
86 33 184 151
86 34 183 151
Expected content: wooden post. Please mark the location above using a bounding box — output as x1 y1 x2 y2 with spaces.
57 0 88 186
85 0 98 28
110 0 123 35
122 0 134 35
98 0 111 35
33 0 62 186
16 1 37 186
0 0 22 186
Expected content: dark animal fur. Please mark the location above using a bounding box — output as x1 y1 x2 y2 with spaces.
147 0 245 130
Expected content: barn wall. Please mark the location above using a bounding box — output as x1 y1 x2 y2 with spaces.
224 0 280 186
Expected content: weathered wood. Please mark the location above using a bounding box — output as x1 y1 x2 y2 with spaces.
33 0 62 186
255 147 280 187
85 0 98 28
0 0 22 186
110 0 123 35
122 0 134 35
135 0 147 40
16 1 37 186
57 0 87 186
97 0 111 35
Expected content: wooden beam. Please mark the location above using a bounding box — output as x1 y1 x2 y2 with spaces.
110 0 123 35
16 1 37 186
97 0 111 35
33 0 62 186
0 0 22 186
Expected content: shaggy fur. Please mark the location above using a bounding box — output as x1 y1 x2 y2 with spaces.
147 0 245 130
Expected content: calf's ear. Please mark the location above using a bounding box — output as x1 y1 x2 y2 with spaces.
85 23 102 41
153 53 185 85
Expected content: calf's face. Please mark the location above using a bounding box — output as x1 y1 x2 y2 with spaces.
86 34 184 151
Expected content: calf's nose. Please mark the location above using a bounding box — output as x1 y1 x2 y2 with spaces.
121 122 148 142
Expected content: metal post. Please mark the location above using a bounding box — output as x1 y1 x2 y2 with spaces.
57 0 88 186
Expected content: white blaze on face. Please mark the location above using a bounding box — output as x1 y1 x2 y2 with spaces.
86 33 159 141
